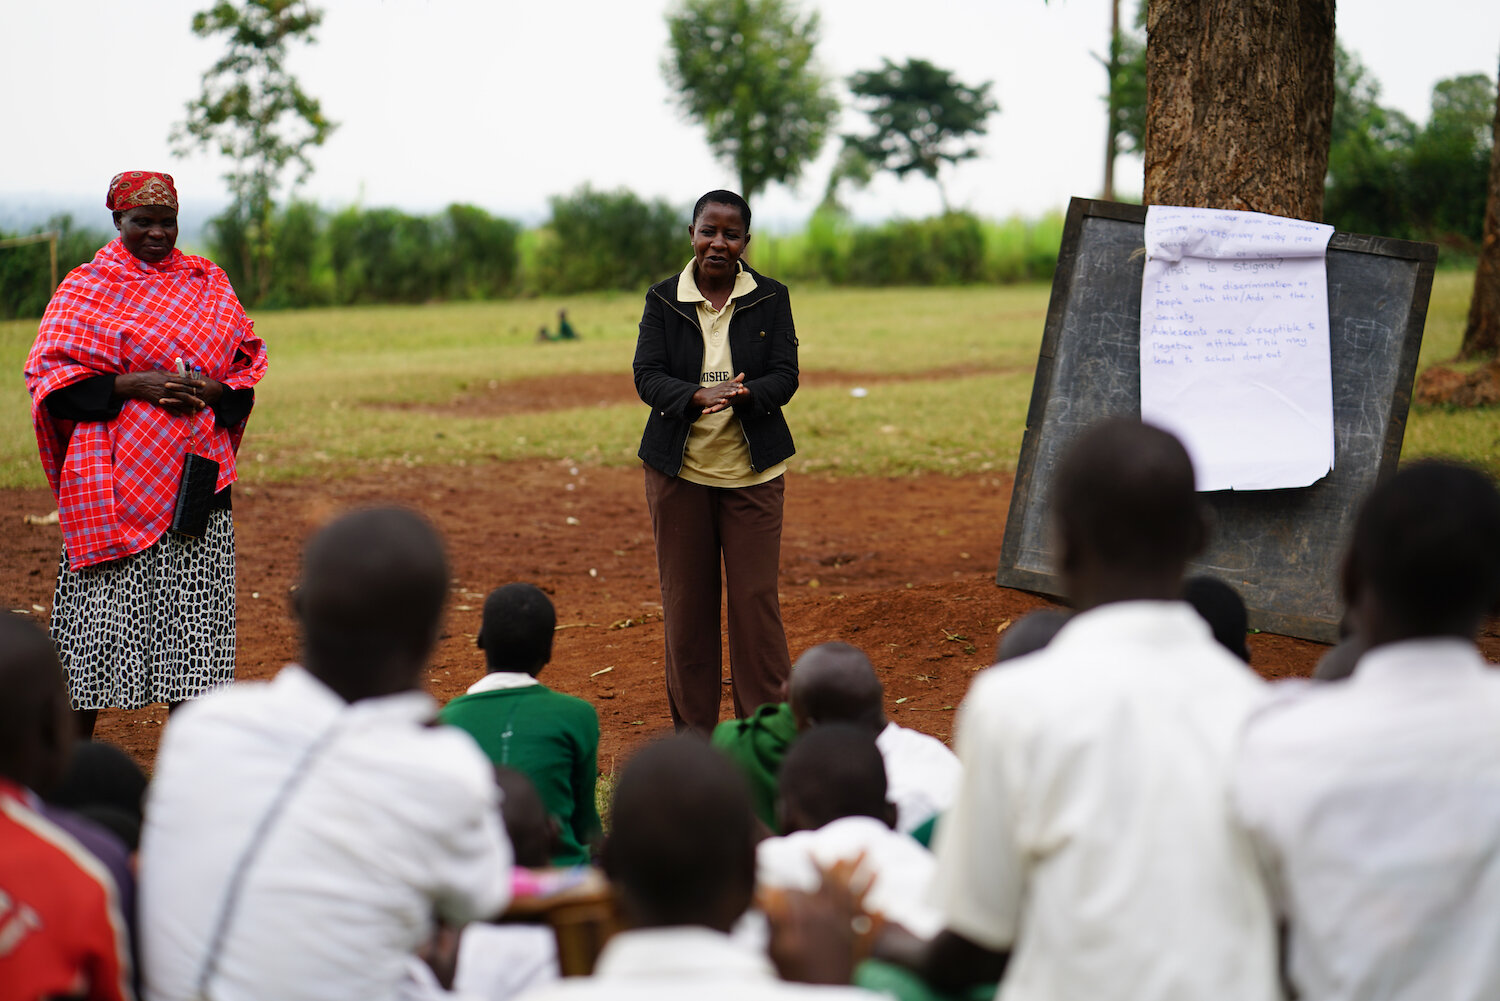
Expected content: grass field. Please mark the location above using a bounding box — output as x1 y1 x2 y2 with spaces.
0 272 1492 490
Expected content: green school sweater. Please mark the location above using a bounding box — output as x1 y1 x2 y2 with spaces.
710 701 798 833
440 683 602 866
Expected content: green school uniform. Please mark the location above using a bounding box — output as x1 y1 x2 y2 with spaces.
710 701 798 832
441 683 602 866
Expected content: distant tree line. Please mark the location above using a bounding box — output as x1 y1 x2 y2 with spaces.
2 0 1488 321
0 218 115 320
1323 46 1495 250
0 189 1064 318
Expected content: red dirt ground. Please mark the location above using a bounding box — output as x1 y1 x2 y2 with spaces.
369 364 1028 418
5 377 1496 773
1414 360 1500 407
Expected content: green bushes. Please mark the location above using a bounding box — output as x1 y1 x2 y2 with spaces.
263 202 332 308
1323 51 1494 260
847 213 986 285
0 216 114 320
982 213 1064 284
757 210 1061 287
288 198 1060 301
529 186 682 295
444 204 521 301
328 207 443 304
249 201 519 307
0 196 1066 318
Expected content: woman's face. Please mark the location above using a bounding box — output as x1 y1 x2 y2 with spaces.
114 205 178 263
690 202 750 284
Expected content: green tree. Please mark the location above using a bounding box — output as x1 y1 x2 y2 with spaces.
1099 1 1146 199
663 0 838 201
818 144 875 215
1114 37 1485 241
172 0 336 305
533 186 683 294
441 205 521 301
1323 45 1417 238
1323 51 1493 248
263 200 332 308
846 212 987 285
1408 73 1495 244
326 207 443 305
843 58 998 213
1460 60 1500 360
0 216 112 320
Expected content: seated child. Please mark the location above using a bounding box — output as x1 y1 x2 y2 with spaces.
758 726 941 940
1183 575 1251 663
790 644 960 839
442 584 602 866
454 768 562 1001
710 701 797 832
713 643 961 840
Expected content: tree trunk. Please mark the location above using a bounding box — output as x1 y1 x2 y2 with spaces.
1103 0 1121 202
1143 0 1336 221
1459 59 1500 360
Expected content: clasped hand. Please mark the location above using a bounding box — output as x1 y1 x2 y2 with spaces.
117 369 225 415
692 373 749 414
762 853 880 986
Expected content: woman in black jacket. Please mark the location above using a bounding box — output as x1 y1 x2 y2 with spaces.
633 190 799 736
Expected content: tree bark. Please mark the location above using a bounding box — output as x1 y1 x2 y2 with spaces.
1459 59 1500 360
1143 0 1336 221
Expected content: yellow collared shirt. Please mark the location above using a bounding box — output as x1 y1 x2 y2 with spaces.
674 260 786 487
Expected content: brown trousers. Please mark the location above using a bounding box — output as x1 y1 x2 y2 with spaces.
643 465 791 736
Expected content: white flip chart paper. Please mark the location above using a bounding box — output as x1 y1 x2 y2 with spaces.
1140 205 1336 491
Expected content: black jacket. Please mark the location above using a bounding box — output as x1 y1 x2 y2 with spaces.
633 265 799 477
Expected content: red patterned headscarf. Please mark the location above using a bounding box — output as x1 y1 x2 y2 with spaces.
106 171 179 212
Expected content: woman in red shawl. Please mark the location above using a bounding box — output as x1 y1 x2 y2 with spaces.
24 171 267 738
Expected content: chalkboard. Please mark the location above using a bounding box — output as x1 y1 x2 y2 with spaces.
996 198 1438 643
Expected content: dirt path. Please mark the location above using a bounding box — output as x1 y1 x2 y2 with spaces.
368 363 1028 417
2 457 1381 773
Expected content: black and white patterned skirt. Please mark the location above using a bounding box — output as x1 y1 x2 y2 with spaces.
51 509 237 711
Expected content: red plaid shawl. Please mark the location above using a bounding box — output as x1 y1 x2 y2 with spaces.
25 239 267 569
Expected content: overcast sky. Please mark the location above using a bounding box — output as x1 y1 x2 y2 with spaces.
3 0 1497 231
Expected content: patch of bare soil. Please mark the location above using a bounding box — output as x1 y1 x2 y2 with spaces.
1414 360 1500 407
369 364 1026 417
8 454 1455 775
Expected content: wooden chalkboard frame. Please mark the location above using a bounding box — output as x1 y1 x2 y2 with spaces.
996 197 1438 642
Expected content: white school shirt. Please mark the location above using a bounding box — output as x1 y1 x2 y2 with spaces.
513 926 875 1001
1234 638 1500 1001
757 815 942 938
454 923 559 1001
139 664 512 1001
396 924 561 1001
933 601 1279 1001
875 722 961 835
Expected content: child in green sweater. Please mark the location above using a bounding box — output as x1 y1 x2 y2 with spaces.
440 584 602 866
